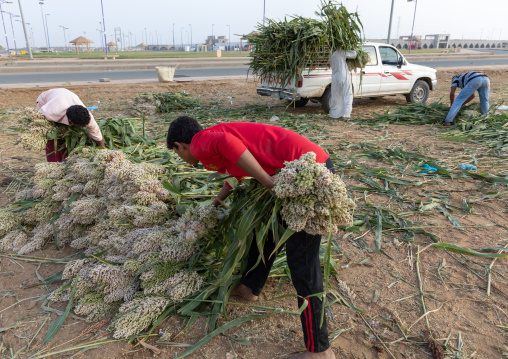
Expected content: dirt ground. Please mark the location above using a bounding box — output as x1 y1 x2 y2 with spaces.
0 68 507 359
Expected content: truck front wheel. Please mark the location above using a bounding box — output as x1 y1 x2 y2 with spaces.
320 87 331 113
406 80 430 104
287 98 309 107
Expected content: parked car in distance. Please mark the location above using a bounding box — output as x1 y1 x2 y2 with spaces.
256 43 438 112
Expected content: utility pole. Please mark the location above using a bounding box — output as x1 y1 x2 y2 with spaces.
386 0 394 44
211 23 214 51
172 23 175 51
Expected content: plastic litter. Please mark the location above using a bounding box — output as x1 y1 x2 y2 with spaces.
497 105 508 111
269 116 279 122
460 164 477 170
87 106 99 111
421 164 437 173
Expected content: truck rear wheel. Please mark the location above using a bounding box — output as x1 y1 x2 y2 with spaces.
287 98 309 107
320 87 331 113
406 80 430 104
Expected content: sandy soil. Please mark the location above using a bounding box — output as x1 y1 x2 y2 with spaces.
0 68 507 359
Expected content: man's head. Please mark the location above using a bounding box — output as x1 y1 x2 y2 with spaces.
166 116 203 165
66 105 91 127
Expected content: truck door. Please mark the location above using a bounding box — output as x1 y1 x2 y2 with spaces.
352 45 381 97
378 46 412 93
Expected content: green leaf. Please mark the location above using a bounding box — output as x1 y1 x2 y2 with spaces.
432 243 508 258
43 275 79 343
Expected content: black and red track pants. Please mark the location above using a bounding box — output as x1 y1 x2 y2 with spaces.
240 158 334 353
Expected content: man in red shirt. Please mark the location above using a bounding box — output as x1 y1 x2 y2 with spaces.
167 116 336 359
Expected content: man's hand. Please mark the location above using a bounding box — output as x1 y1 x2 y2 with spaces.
449 86 456 106
96 139 106 148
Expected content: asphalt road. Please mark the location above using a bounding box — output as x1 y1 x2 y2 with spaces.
2 58 508 85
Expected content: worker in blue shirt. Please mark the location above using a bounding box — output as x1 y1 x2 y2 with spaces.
443 71 490 126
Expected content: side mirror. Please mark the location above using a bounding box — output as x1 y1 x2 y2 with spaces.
397 57 404 68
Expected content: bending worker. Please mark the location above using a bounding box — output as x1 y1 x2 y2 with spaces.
36 88 105 162
167 116 336 359
443 71 490 126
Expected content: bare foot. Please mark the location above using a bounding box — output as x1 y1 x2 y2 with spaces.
290 348 335 359
230 283 258 301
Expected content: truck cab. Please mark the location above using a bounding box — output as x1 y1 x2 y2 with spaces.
256 43 438 112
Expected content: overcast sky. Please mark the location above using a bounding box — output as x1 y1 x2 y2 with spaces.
1 0 506 49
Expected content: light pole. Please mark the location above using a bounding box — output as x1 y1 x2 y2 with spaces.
98 21 103 50
16 6 32 59
144 27 147 45
2 11 18 54
263 0 266 26
188 24 192 51
407 0 417 54
211 23 214 51
227 24 230 51
386 0 394 44
180 27 183 51
38 1 48 50
0 0 11 54
59 25 68 49
44 13 51 51
172 23 175 51
100 0 107 55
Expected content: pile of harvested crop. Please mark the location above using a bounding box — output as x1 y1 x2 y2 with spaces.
133 91 201 115
0 148 222 338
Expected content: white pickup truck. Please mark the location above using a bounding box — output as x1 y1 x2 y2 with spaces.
256 43 437 112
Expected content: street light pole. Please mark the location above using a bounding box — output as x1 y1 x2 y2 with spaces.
227 24 230 51
386 0 394 44
188 24 192 51
2 11 18 54
44 13 51 51
59 25 68 49
100 0 108 55
172 23 175 52
211 23 214 51
17 0 33 59
180 27 183 51
0 1 11 54
408 0 417 54
38 1 48 50
263 0 266 26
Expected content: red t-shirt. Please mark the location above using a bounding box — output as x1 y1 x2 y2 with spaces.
190 122 329 182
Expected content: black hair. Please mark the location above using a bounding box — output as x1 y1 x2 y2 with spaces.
66 105 91 126
166 116 203 149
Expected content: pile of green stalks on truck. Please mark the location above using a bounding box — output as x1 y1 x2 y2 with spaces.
246 0 368 89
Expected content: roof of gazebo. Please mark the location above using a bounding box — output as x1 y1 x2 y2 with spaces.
137 43 148 47
107 41 118 46
70 36 94 45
